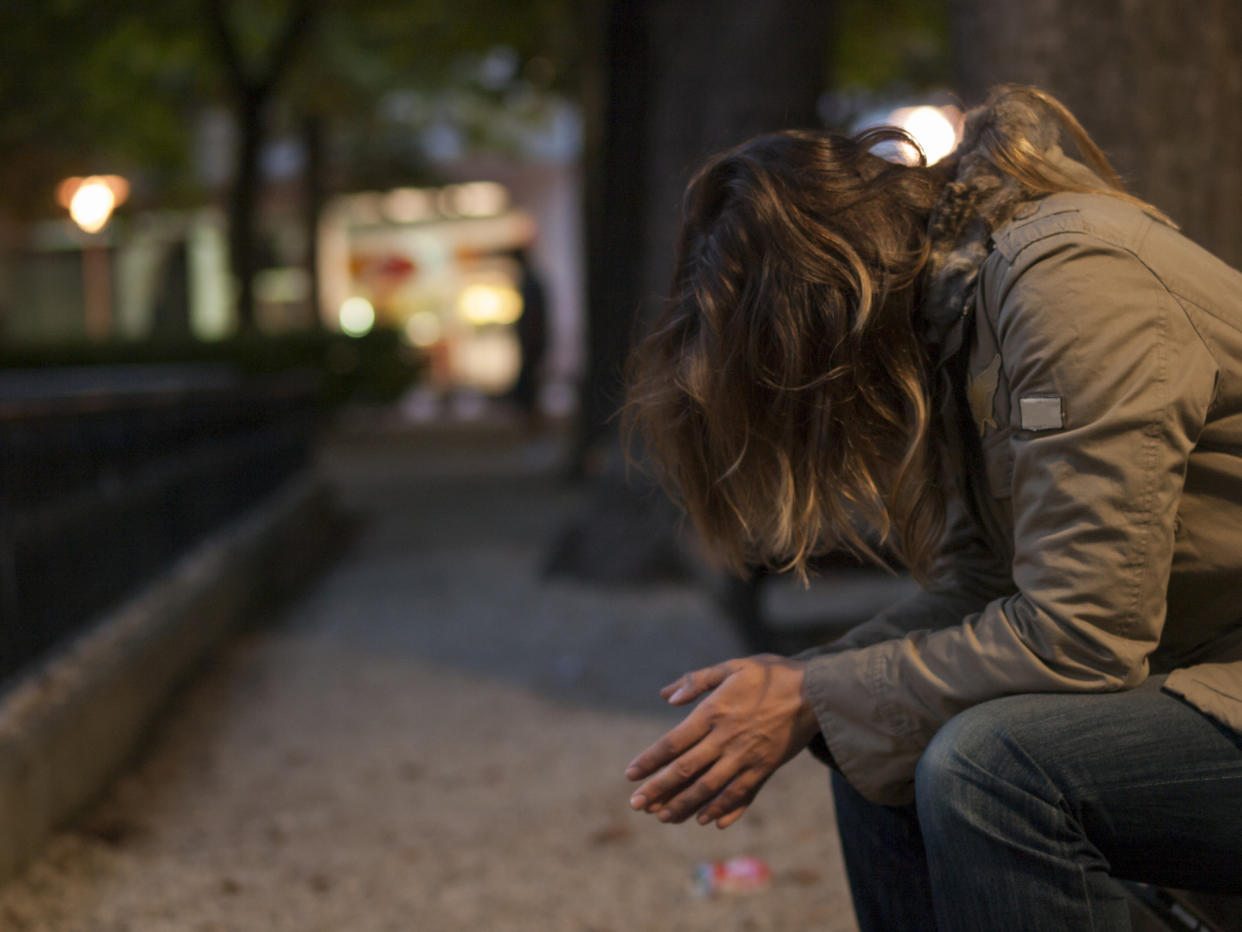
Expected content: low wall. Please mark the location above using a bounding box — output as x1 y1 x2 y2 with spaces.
0 470 338 882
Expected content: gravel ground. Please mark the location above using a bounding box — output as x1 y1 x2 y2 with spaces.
0 422 865 932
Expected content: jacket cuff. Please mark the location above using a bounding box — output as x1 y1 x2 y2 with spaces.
802 646 925 806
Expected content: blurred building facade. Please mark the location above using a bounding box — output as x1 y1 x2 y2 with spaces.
0 61 584 420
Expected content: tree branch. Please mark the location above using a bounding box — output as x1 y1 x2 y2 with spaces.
202 0 251 95
257 0 317 96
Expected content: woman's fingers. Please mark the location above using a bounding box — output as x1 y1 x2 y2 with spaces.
628 739 718 811
625 654 812 831
652 757 739 823
634 743 772 827
713 805 748 829
625 703 714 781
699 772 769 827
658 662 734 705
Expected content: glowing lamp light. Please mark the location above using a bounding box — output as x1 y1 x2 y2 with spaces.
457 283 522 326
69 184 115 233
339 296 376 337
889 106 960 165
57 175 130 233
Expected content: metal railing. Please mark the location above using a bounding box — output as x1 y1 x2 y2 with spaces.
0 364 322 683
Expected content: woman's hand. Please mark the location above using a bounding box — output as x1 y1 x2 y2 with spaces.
625 654 820 828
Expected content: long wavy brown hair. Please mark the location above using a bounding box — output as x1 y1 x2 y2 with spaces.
624 87 1146 583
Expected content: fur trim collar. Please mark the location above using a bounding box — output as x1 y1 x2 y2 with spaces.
919 97 1059 357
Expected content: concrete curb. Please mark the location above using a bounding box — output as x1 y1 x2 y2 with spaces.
0 471 338 882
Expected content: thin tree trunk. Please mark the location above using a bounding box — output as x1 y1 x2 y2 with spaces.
302 113 324 330
231 88 263 333
203 0 316 332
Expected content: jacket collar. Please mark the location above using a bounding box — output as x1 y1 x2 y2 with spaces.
919 98 1060 366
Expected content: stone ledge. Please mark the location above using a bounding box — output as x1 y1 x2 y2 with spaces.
0 470 338 882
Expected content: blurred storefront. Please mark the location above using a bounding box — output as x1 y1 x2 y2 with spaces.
1 167 581 421
321 177 564 415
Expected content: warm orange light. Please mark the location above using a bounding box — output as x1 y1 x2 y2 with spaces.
69 181 116 233
58 174 130 233
55 177 83 209
457 282 523 326
102 174 130 204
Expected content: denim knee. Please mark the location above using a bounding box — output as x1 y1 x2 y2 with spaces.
914 698 1035 826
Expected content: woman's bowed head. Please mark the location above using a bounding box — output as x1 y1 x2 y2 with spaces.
623 85 1144 588
621 85 1164 830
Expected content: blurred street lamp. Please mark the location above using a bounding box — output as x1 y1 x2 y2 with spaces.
56 175 130 340
854 103 963 167
883 106 961 166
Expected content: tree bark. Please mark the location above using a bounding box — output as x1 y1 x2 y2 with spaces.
555 0 833 581
231 87 263 333
636 0 833 327
950 0 1242 266
574 0 652 469
302 113 324 330
575 0 834 464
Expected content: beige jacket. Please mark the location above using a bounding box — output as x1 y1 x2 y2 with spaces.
801 190 1242 806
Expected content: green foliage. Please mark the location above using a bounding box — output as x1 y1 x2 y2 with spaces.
0 0 582 218
211 0 306 78
291 0 584 177
832 0 951 91
306 0 583 93
0 1 208 216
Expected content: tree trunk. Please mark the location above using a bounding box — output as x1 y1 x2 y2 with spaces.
555 0 833 582
230 88 264 332
302 113 324 330
636 0 834 327
203 0 316 333
950 0 1242 266
574 0 652 469
574 0 834 466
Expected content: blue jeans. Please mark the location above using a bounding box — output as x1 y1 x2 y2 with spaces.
831 677 1242 931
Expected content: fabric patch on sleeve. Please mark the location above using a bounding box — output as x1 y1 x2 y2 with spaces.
1019 395 1064 431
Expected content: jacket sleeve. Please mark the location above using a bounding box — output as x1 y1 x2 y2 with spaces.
794 494 1014 770
802 231 1218 805
794 493 1014 661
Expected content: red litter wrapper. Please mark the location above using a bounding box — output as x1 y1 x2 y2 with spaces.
693 856 772 896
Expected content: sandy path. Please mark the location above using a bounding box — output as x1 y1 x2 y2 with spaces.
0 426 859 932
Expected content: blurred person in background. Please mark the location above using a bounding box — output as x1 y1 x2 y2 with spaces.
506 246 549 431
622 86 1242 930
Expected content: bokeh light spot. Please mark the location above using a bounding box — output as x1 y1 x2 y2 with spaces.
340 296 376 337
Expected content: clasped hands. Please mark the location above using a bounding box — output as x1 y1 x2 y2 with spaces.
625 654 820 829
